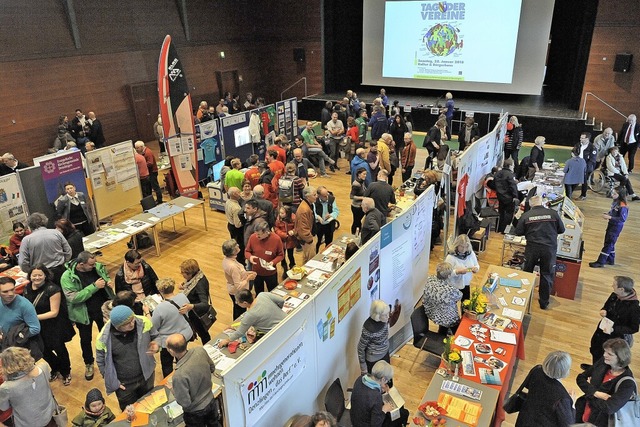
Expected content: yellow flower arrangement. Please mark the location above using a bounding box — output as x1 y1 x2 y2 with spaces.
462 286 489 315
442 336 462 365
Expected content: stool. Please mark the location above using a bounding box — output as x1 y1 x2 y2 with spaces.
469 227 488 253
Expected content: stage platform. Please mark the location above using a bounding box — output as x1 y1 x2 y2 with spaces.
299 91 595 147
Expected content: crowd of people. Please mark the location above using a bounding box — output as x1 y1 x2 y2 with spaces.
1 88 639 427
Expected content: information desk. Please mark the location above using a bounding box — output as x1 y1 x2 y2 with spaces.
411 265 533 427
484 265 537 320
409 375 500 427
108 378 222 426
83 196 207 257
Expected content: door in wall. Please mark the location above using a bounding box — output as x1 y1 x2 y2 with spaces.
128 81 159 143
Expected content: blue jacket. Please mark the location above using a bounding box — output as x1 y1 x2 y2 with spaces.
368 112 388 141
350 156 373 186
563 156 587 185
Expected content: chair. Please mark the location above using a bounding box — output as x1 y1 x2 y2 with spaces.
324 378 352 427
468 226 488 253
410 306 448 372
140 195 156 211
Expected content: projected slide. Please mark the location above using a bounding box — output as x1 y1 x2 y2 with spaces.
383 1 522 84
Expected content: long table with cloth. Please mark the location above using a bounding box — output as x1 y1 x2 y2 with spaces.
107 236 355 426
410 265 536 427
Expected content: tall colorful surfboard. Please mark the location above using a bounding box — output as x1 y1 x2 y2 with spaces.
158 35 199 199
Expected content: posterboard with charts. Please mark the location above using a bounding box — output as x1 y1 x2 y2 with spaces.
0 174 27 245
85 140 142 220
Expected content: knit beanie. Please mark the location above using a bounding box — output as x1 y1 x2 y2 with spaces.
85 388 105 408
110 305 134 327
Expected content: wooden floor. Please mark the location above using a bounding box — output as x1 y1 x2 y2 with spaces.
50 142 639 426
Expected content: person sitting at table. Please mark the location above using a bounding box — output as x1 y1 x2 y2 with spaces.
576 338 635 427
150 278 193 378
71 388 116 427
350 360 409 427
357 300 390 375
217 289 285 348
114 249 159 305
423 262 462 334
55 218 85 260
514 350 575 427
8 222 30 260
444 234 480 303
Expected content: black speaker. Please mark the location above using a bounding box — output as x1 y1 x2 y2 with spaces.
293 48 305 63
613 53 633 73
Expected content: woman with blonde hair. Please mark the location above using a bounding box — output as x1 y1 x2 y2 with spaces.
0 347 57 427
446 234 480 302
179 258 212 343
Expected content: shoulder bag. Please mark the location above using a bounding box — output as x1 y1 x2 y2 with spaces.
196 295 218 330
41 368 67 427
609 376 640 427
503 364 539 414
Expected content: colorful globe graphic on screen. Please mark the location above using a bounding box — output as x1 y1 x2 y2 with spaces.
423 24 461 56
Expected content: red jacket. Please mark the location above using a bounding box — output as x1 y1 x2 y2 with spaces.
244 232 284 276
267 145 287 164
275 215 298 249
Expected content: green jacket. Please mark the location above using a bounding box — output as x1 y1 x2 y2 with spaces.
61 259 114 325
71 407 116 427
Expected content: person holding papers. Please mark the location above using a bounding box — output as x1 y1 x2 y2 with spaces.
587 276 639 365
444 234 480 303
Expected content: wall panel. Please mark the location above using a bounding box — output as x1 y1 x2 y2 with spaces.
0 0 323 164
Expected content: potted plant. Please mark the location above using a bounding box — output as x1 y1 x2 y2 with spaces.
461 286 488 320
441 336 462 372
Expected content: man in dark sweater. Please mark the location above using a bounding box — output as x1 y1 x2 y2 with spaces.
514 195 565 309
167 334 220 427
364 170 396 219
493 158 520 233
361 198 385 245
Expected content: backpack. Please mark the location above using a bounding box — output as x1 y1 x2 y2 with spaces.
278 175 295 204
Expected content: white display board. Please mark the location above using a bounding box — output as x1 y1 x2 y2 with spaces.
221 187 436 425
453 113 509 234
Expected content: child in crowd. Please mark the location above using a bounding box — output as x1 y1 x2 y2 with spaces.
72 388 116 427
275 205 298 279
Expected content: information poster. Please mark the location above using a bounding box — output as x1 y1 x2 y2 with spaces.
0 174 27 245
40 151 88 204
241 329 306 425
337 268 362 322
382 1 522 83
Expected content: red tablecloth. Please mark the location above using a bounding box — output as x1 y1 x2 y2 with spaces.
441 315 525 427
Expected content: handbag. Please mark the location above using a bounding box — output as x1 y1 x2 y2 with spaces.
609 376 640 427
52 397 68 427
197 296 218 330
503 364 538 414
